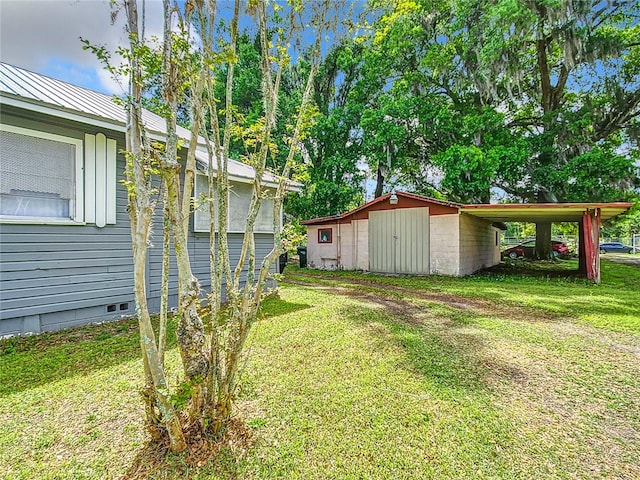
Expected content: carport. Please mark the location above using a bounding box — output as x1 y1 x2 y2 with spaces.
461 202 633 284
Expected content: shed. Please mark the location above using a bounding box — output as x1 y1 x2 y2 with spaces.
302 192 504 276
302 192 633 282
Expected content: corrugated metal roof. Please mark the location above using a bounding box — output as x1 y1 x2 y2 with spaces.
0 62 290 186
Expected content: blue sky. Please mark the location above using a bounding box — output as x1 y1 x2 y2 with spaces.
0 0 361 95
0 0 166 94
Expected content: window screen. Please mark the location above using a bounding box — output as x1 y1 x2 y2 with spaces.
193 173 218 232
0 130 76 218
193 174 276 233
228 182 275 233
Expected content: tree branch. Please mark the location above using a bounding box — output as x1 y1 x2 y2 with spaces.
593 88 640 141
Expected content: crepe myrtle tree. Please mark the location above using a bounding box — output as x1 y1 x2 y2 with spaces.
87 0 339 453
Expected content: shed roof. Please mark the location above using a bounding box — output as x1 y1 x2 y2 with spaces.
301 191 461 225
302 191 634 225
0 62 295 189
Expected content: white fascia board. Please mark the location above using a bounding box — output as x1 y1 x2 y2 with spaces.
0 93 167 142
3 93 303 193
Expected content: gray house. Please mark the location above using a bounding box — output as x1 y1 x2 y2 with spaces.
0 63 283 336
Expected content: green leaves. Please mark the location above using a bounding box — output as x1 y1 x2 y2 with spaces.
358 0 640 204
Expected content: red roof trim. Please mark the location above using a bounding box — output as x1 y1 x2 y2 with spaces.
301 191 461 225
300 214 342 225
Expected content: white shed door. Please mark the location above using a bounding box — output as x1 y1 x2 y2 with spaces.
369 207 429 274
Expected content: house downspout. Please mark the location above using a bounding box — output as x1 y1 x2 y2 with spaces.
337 222 341 269
353 221 356 270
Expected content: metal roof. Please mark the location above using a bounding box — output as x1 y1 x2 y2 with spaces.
302 190 633 225
0 62 293 188
460 202 634 222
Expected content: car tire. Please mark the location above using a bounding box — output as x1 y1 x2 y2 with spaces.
509 251 518 259
600 248 606 254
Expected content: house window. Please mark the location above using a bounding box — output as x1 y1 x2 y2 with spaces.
193 173 277 234
496 231 499 246
0 124 84 223
0 126 117 226
318 228 333 244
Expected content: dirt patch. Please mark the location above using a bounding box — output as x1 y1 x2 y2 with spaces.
602 253 640 267
285 280 432 326
121 418 253 480
553 321 640 360
287 273 556 324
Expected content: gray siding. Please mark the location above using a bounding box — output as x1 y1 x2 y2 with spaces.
0 111 276 336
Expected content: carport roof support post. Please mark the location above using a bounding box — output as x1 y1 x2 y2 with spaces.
582 208 601 284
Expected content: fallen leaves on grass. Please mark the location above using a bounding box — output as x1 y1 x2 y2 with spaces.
121 418 253 480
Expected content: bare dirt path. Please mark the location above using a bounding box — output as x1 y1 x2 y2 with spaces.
283 272 640 359
602 253 640 267
285 272 556 322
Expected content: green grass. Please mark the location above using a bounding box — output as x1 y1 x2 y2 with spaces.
285 258 640 335
1 259 639 479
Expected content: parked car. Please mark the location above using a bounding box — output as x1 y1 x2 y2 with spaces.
599 242 633 254
502 240 569 259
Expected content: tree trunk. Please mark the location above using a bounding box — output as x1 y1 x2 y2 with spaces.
534 188 556 259
122 0 186 454
534 221 552 259
374 164 385 198
158 191 170 365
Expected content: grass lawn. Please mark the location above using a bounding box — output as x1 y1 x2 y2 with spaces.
1 259 639 479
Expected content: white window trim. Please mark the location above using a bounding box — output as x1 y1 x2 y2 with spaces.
0 123 84 224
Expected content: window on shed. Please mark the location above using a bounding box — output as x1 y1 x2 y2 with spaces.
318 228 332 243
0 126 82 221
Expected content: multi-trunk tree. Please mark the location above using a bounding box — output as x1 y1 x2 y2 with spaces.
92 0 338 454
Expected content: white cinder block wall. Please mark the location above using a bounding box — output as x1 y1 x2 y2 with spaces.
458 213 501 276
429 214 460 275
339 223 354 269
306 224 339 269
353 220 369 270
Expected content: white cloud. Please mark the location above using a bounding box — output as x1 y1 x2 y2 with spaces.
96 66 128 96
0 0 164 94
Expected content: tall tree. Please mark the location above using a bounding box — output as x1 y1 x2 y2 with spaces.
358 0 640 257
454 0 640 257
289 40 369 219
209 33 366 222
